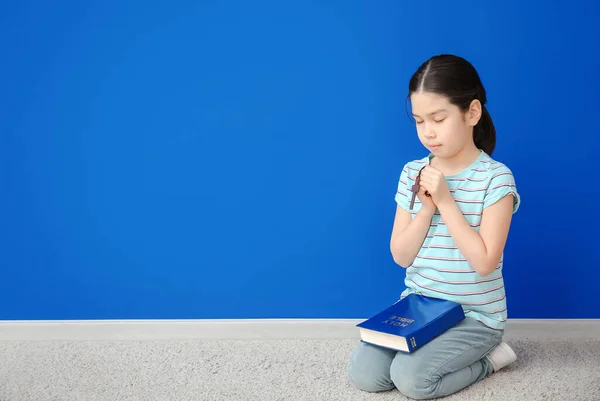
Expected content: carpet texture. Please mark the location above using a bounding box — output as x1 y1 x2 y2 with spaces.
1 335 599 400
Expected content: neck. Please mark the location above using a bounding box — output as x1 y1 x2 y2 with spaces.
431 144 481 176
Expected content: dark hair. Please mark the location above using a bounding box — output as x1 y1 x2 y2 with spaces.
407 54 496 155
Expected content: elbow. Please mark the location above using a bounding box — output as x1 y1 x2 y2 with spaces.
474 260 499 277
391 251 411 269
475 267 495 277
394 258 410 269
390 237 413 268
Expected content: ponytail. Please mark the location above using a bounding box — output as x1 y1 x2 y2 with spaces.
474 105 496 156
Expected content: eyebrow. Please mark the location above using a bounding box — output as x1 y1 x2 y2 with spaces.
412 108 447 117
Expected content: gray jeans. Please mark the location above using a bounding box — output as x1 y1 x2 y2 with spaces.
347 317 503 399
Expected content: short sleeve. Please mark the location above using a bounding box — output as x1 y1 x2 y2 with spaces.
394 163 412 211
483 165 520 213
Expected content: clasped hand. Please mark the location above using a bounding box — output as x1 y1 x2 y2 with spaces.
418 166 453 209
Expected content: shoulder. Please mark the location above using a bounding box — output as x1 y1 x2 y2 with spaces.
475 153 517 183
474 153 520 212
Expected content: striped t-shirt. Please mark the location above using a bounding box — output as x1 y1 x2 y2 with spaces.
394 150 520 331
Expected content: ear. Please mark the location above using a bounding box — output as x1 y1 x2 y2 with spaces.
466 99 482 127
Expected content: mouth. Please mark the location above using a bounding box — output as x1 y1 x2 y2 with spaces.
429 144 442 149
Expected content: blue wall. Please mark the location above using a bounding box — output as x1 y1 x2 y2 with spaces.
2 1 599 320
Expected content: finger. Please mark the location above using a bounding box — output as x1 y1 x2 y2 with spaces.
419 168 435 181
419 175 433 187
423 166 442 179
425 165 441 174
421 170 441 185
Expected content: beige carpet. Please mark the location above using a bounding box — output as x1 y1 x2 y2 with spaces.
1 330 599 401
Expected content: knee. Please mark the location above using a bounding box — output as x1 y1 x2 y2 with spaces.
347 343 395 393
390 356 435 400
347 361 384 393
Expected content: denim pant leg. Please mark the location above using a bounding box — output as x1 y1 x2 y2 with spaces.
347 341 396 392
390 317 503 400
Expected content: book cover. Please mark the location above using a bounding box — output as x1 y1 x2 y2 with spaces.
356 294 465 353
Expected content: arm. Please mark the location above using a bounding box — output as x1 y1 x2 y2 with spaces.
420 164 520 276
390 204 435 268
390 163 435 268
436 195 514 276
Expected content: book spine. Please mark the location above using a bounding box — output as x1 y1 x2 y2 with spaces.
410 306 465 351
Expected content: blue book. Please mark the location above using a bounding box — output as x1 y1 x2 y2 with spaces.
356 294 465 353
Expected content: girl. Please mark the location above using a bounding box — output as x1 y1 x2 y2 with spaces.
347 54 520 399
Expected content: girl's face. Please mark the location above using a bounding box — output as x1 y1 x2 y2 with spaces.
410 91 481 158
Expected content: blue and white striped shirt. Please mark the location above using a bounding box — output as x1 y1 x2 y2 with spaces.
394 150 520 330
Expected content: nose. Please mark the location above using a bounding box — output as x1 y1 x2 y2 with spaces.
425 125 436 138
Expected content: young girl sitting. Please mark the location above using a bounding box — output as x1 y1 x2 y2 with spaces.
347 54 520 400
